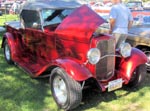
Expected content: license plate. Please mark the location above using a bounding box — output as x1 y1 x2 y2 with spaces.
108 78 123 92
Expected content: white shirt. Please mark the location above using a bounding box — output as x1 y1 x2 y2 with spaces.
109 3 133 34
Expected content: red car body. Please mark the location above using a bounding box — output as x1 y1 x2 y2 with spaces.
1 0 147 110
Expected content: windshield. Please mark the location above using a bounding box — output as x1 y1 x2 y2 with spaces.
41 9 75 26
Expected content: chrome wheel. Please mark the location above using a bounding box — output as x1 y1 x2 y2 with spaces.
53 75 67 104
5 43 11 61
4 40 13 64
50 67 82 110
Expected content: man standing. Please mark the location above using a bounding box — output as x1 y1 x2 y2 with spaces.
109 0 133 48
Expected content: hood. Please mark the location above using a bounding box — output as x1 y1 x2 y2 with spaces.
55 5 106 43
129 25 150 38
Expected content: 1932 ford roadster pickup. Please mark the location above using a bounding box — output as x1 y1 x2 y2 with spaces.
1 0 147 110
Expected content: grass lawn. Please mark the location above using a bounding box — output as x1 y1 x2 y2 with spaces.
0 15 150 111
0 14 18 26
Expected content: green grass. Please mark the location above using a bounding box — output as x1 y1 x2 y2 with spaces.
0 14 19 26
0 17 150 111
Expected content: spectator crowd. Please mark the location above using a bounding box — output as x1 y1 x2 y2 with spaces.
0 0 27 14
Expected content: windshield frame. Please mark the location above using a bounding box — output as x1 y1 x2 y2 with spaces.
41 8 76 27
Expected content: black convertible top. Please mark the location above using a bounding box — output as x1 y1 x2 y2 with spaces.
22 0 81 10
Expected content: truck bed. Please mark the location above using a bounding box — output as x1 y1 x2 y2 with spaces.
5 21 21 30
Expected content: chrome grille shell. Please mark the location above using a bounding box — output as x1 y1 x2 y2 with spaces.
96 38 115 80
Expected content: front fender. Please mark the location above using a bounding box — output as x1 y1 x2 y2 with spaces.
118 48 147 83
54 59 93 81
2 32 17 58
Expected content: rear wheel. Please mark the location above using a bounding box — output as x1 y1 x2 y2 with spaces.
144 51 150 71
50 67 82 110
127 64 146 87
140 48 150 72
4 40 13 64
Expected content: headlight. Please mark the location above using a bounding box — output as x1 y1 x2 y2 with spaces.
120 43 132 58
87 48 101 64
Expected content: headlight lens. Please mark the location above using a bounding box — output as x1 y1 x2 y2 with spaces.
120 43 132 58
87 48 101 64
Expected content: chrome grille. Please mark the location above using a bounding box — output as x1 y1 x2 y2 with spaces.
96 38 115 80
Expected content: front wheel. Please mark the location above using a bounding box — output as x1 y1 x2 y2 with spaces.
50 67 82 110
127 64 146 87
4 40 13 64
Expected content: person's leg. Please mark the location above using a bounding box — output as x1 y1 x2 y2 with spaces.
113 33 127 48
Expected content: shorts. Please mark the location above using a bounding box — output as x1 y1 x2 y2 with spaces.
113 33 127 48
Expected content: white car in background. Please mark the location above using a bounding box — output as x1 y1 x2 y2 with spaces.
144 2 150 9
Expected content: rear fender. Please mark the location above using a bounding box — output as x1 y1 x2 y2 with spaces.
118 48 147 83
54 59 93 81
2 32 17 58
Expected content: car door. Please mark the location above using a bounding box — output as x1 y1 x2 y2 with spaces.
21 10 57 62
24 28 56 61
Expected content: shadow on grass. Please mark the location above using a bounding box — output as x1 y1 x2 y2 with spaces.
72 73 150 111
0 49 59 111
0 70 52 111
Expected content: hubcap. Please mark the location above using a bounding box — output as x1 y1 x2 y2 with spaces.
145 52 150 66
5 44 11 61
53 75 67 104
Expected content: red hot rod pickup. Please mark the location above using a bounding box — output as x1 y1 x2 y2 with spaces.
1 0 147 110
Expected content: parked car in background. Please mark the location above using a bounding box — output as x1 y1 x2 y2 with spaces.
1 0 147 110
126 1 143 10
143 2 150 9
126 13 150 71
126 1 150 10
0 0 14 14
